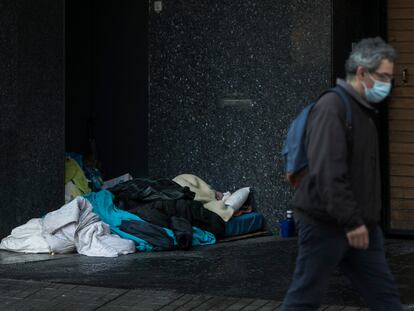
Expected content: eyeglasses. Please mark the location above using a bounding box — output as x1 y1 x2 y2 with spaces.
371 71 394 82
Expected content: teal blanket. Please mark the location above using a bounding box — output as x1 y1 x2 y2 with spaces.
84 190 216 251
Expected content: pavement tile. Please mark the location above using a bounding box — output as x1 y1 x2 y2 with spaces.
178 296 238 311
0 281 128 311
0 299 91 311
54 285 124 304
0 297 21 308
153 293 196 311
97 306 161 311
206 297 241 310
183 296 233 311
44 302 99 311
240 299 272 310
255 300 282 311
174 294 213 310
224 298 255 310
25 287 72 301
97 289 183 309
0 286 41 299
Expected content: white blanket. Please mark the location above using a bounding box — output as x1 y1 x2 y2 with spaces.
0 197 135 257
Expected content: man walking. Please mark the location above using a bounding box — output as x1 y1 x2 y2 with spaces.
281 37 403 310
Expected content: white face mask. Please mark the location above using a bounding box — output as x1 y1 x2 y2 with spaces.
362 74 392 103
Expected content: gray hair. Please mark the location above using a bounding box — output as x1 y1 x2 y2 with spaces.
345 37 397 80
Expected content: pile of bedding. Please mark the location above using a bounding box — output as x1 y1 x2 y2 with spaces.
0 175 265 257
0 196 135 257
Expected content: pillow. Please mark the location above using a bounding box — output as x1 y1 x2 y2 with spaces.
224 187 250 211
221 191 232 202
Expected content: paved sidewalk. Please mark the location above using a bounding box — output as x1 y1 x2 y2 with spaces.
0 278 371 311
1 236 414 310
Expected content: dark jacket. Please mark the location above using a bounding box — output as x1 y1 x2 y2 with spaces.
109 178 195 209
110 178 225 248
292 79 382 231
128 199 225 241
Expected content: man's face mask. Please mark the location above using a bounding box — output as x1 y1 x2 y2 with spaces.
362 73 392 103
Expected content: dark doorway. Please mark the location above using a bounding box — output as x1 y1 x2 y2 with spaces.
65 0 149 180
332 0 387 82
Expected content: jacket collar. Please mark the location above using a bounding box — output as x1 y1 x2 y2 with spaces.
336 78 376 111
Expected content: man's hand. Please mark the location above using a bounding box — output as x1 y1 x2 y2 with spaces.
346 225 369 249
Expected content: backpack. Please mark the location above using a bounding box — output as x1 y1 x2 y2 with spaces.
281 85 352 188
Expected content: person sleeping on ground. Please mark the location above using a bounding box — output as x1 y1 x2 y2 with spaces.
173 174 251 219
107 175 252 249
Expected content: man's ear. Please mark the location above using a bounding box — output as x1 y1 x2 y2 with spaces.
355 66 366 81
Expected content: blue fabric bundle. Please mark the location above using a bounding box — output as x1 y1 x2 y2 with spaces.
84 190 216 251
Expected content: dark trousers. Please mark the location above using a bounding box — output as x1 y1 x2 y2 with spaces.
281 222 403 311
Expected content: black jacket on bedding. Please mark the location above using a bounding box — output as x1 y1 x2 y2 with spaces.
128 199 225 240
109 178 195 209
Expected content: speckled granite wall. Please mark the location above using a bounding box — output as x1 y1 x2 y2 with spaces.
0 0 64 238
149 0 331 233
